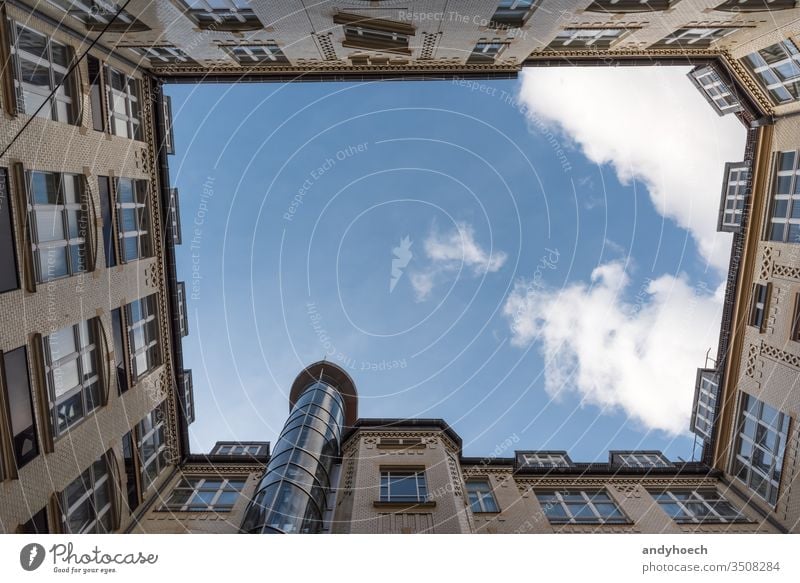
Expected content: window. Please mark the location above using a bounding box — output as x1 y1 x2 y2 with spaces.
126 294 160 380
162 477 245 511
652 28 738 49
467 41 508 63
183 0 263 32
689 66 742 117
60 455 113 533
97 176 116 268
128 46 194 65
177 281 189 337
211 441 268 455
732 393 790 505
43 319 103 438
105 66 142 140
466 480 500 513
334 13 414 54
490 1 536 27
517 451 572 468
1 347 39 469
182 369 195 425
691 369 719 441
749 283 770 331
548 29 627 49
0 168 20 294
744 40 800 104
716 0 796 10
719 162 750 231
767 151 800 242
26 171 89 283
380 469 428 503
587 0 672 11
537 490 627 524
611 451 672 468
224 44 289 65
115 178 152 262
110 307 128 394
47 1 149 32
792 293 800 342
122 431 140 513
652 490 745 523
137 403 168 491
19 507 49 533
9 23 76 123
168 188 182 244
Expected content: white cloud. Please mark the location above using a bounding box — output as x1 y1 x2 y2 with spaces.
504 67 745 434
518 66 745 272
503 262 724 434
410 222 507 301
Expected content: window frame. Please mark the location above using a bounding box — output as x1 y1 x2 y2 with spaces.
744 40 800 105
1 346 40 470
651 490 747 523
104 65 142 140
586 0 673 11
46 1 150 32
466 479 500 513
379 468 428 503
160 476 246 512
749 282 770 332
536 490 628 525
490 1 537 28
334 13 414 54
547 28 630 50
791 292 800 342
731 393 791 507
517 451 573 468
691 368 719 442
125 294 161 381
42 318 104 439
467 40 509 63
127 46 195 65
652 27 739 49
114 177 153 263
136 402 169 492
715 0 797 11
223 43 289 65
9 22 77 123
182 0 263 32
25 171 90 284
718 162 750 231
766 150 800 243
59 454 114 533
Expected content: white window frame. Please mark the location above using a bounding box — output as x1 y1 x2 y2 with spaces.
519 452 571 468
137 403 168 491
105 65 141 140
732 393 790 506
162 476 245 512
693 68 741 114
652 490 745 523
26 171 88 283
658 27 738 47
722 163 749 229
768 151 800 242
128 46 192 64
749 283 770 330
551 28 626 48
466 479 500 513
126 295 160 380
60 456 113 533
9 22 75 123
46 0 142 29
226 44 287 64
43 318 102 437
745 40 800 104
537 490 627 524
380 469 428 503
616 452 671 468
693 371 719 441
115 178 152 262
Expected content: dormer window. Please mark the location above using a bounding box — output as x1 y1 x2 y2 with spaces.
183 0 263 32
334 13 414 54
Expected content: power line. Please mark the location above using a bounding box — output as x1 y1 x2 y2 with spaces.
0 0 134 160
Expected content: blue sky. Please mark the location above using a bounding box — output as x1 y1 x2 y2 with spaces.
167 66 744 462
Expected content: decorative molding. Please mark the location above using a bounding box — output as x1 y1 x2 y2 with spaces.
346 430 460 454
759 245 774 281
149 62 519 76
180 463 266 475
761 342 800 370
515 477 720 493
420 32 441 60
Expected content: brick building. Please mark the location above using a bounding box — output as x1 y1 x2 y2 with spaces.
0 0 799 534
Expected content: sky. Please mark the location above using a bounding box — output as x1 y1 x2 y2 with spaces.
167 66 745 462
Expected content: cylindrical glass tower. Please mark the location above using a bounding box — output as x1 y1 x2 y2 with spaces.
240 363 356 533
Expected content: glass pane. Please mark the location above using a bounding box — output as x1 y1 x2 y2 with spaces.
53 358 79 398
35 210 65 242
30 172 60 204
38 246 68 280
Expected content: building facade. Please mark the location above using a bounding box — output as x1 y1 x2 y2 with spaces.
0 0 799 534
